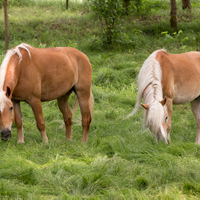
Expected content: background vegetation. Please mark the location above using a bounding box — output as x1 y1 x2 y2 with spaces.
1 0 200 199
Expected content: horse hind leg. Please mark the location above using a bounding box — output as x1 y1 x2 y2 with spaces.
76 89 94 142
57 91 73 140
191 97 200 144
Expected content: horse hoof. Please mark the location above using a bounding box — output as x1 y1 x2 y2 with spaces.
17 140 25 144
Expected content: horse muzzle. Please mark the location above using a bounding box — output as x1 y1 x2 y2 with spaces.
1 129 12 141
156 134 170 144
156 133 165 142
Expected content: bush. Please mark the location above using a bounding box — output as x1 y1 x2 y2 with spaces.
88 0 124 49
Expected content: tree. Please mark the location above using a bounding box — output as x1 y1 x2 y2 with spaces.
66 0 68 9
123 0 130 15
182 0 191 10
88 0 123 48
170 0 178 29
135 0 141 13
4 0 9 52
123 0 141 15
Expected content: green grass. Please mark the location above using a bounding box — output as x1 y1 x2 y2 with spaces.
1 0 200 198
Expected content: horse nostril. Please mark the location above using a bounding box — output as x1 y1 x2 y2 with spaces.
1 129 12 141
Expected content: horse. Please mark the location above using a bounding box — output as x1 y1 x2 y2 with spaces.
0 43 94 143
127 49 200 144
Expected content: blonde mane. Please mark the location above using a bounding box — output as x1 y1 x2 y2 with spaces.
127 49 165 134
0 43 32 112
0 43 32 91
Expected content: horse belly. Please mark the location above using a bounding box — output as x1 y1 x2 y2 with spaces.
173 85 200 104
41 70 77 101
41 83 74 101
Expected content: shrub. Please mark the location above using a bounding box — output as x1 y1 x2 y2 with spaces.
88 0 123 49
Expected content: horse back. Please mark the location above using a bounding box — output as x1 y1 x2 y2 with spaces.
156 50 200 103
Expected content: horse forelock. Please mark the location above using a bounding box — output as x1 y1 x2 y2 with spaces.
146 101 164 135
0 91 10 112
0 43 33 91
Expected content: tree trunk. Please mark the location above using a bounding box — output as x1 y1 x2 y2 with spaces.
66 0 68 9
135 0 141 13
170 0 178 29
4 0 9 52
123 0 130 15
182 0 191 10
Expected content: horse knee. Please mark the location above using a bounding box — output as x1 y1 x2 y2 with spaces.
82 115 91 127
15 113 22 127
64 117 72 126
15 120 23 130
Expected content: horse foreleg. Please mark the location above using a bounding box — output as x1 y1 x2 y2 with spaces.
191 98 200 144
57 92 72 141
166 97 173 143
13 101 24 143
29 98 48 143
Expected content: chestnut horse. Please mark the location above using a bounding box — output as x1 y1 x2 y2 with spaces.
0 43 94 143
128 49 200 144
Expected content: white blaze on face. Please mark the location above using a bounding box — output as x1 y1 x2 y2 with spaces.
160 125 167 142
0 91 8 113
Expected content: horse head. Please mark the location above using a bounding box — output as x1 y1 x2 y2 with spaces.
141 98 170 144
0 87 14 141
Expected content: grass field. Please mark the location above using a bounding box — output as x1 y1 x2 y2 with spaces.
1 0 200 199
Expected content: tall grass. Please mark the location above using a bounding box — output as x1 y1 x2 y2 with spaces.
1 0 200 198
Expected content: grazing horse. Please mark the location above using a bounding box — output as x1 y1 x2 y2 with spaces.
0 43 94 143
128 49 200 144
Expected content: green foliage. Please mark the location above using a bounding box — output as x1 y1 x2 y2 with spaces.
88 0 124 48
125 0 168 16
1 0 35 7
0 0 3 9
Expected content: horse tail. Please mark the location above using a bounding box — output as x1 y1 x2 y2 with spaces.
125 59 149 119
71 90 94 120
125 93 142 119
89 90 94 120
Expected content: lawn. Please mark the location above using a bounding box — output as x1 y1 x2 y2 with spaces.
0 0 200 199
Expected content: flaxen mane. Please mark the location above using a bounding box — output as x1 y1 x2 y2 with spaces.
127 50 166 135
0 43 32 111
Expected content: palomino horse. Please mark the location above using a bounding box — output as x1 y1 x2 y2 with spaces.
128 49 200 144
0 43 94 143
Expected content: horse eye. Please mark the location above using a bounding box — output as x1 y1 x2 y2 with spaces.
165 116 168 122
10 106 13 111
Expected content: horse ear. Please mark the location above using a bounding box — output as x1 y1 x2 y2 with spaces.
141 103 149 110
6 86 12 98
160 97 167 106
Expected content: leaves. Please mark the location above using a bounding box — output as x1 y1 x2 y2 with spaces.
88 0 124 48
